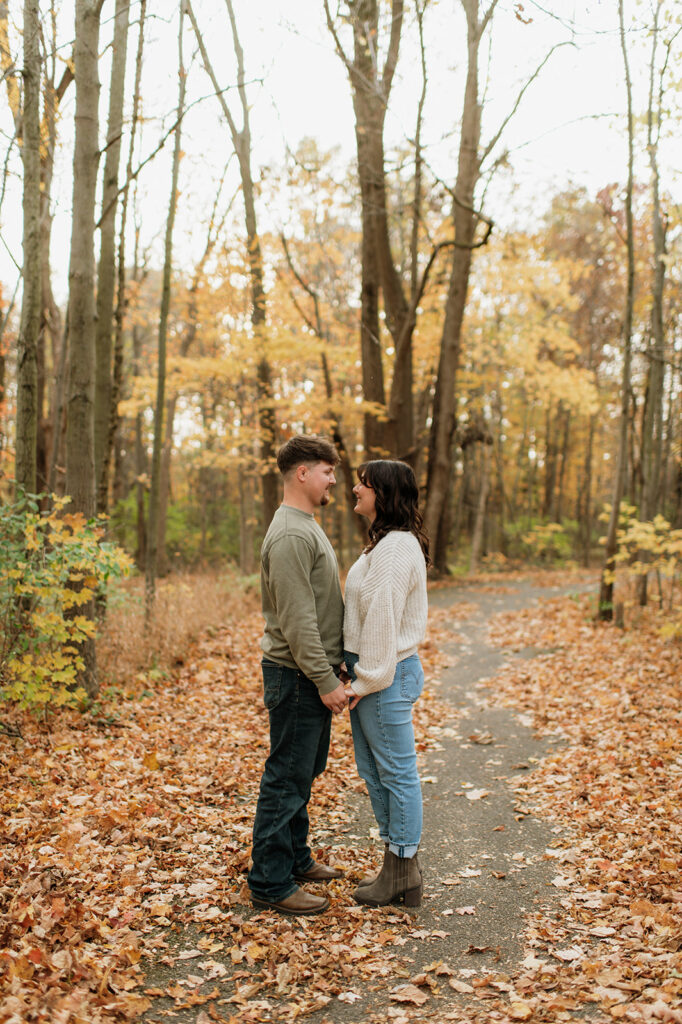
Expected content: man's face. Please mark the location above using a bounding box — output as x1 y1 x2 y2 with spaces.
301 461 337 507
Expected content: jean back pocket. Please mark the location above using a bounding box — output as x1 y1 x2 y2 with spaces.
398 655 424 702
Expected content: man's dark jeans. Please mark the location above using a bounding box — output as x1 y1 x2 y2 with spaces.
248 659 332 902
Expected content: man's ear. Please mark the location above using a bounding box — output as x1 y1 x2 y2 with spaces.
295 464 308 483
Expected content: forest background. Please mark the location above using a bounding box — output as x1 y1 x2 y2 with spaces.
1 0 682 705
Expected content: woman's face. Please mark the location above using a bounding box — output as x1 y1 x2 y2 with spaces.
353 476 376 522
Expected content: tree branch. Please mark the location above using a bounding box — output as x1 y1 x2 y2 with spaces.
480 40 573 165
381 0 404 97
186 0 240 143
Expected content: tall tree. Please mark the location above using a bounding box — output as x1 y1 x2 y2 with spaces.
39 3 74 494
635 0 678 604
113 0 147 562
424 0 560 571
324 0 401 457
95 0 130 514
65 0 104 694
424 0 498 572
15 0 41 495
598 0 636 622
186 0 278 528
145 2 185 615
2 3 75 495
325 0 446 461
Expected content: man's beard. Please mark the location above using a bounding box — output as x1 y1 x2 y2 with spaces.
319 492 331 506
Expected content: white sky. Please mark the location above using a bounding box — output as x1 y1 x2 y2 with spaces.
1 0 680 305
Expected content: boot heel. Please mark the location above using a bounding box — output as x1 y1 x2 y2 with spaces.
403 884 422 907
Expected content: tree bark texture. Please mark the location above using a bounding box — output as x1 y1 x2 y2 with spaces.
65 0 103 695
424 0 486 572
38 15 72 495
16 0 41 495
598 0 635 621
469 440 490 572
636 1 668 605
328 0 437 460
146 3 185 616
95 0 129 514
187 0 278 527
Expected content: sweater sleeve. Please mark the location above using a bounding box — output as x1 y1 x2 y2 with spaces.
350 541 414 697
267 535 339 695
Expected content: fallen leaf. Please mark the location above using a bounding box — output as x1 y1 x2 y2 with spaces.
337 991 362 1004
390 984 429 1006
449 978 474 993
509 1001 534 1020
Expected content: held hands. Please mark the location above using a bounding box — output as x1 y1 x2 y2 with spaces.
321 663 361 714
344 685 361 711
321 681 349 715
339 659 361 710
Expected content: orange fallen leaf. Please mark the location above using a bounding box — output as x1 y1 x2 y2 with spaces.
390 984 429 1005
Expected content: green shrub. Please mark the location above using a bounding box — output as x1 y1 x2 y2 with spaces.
0 493 132 711
504 517 575 563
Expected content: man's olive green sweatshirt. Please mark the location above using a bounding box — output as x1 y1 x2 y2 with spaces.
260 505 344 696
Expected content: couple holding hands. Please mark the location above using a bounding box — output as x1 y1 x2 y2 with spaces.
247 435 429 917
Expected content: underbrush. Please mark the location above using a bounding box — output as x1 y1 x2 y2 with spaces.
610 572 682 637
97 567 261 690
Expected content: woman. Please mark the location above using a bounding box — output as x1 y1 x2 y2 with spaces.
343 459 429 907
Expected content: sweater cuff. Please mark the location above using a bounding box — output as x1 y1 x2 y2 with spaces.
349 676 380 698
318 669 340 696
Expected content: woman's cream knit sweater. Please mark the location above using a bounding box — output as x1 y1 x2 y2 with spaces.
344 530 427 697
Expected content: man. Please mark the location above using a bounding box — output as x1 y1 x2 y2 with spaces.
247 435 349 916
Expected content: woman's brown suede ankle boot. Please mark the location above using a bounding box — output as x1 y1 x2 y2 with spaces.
353 850 422 907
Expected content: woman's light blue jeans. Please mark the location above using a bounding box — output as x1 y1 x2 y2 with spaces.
344 651 423 858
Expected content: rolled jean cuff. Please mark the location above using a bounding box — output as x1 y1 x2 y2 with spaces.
389 842 420 858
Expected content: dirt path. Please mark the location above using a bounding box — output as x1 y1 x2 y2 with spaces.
142 576 596 1023
321 577 596 1022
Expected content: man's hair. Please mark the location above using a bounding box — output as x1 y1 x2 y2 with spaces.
277 435 340 476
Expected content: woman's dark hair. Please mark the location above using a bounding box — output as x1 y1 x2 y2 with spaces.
358 460 430 566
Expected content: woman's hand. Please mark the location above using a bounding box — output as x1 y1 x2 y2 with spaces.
344 684 362 711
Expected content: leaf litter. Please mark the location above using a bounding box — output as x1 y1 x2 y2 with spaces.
1 576 681 1023
1 592 459 1023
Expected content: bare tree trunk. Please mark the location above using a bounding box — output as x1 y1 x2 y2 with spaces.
16 0 41 495
111 0 147 538
578 414 595 566
95 0 129 514
156 394 176 578
187 0 278 528
636 1 669 606
424 1 492 572
326 0 441 462
146 3 185 617
39 5 71 495
660 362 675 518
324 0 397 455
132 267 147 570
542 402 557 519
599 0 635 622
66 0 104 695
469 440 490 572
554 406 571 523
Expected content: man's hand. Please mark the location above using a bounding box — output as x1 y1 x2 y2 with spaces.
321 681 349 715
344 685 362 711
